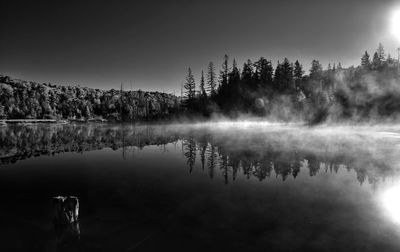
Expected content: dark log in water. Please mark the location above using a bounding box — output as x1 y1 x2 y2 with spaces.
53 196 79 224
52 196 80 250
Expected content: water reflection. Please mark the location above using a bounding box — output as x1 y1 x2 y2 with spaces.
2 123 400 251
1 123 400 186
0 124 180 165
380 182 400 224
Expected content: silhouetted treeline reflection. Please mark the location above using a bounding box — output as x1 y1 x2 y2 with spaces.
1 123 399 186
181 127 397 185
0 124 180 165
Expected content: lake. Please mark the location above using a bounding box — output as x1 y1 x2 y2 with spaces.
2 122 400 251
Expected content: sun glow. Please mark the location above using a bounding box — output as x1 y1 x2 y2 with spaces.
391 9 400 42
380 183 400 224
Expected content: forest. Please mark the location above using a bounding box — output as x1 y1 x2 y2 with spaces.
183 43 400 123
1 43 400 123
0 76 180 121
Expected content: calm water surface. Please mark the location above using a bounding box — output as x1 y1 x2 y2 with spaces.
2 122 400 251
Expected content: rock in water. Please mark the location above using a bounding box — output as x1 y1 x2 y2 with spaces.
53 196 79 225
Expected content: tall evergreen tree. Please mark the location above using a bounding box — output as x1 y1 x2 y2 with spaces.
280 58 294 92
377 43 385 61
254 57 274 90
241 59 254 82
274 58 294 93
372 52 381 70
293 60 304 90
207 62 217 97
200 70 206 97
308 60 324 93
228 59 241 84
184 68 196 109
310 60 323 79
228 59 241 105
219 54 229 91
217 55 230 107
274 61 282 92
361 51 371 69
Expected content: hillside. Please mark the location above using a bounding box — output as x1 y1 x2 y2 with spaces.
0 75 180 121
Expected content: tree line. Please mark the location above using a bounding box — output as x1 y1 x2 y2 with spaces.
0 76 180 121
1 43 399 123
182 43 400 123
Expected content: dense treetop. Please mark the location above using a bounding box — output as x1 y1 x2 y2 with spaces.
182 43 400 123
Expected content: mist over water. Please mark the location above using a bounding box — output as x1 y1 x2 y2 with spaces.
2 122 400 251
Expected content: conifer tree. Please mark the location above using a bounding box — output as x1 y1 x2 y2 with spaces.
294 60 304 90
254 57 274 85
361 51 371 69
310 60 323 78
228 59 241 84
377 43 385 61
280 58 294 91
228 59 241 103
200 70 206 97
372 52 381 70
184 68 196 109
207 62 217 97
241 59 254 82
219 54 229 91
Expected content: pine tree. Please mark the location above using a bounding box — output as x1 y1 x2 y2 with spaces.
241 59 253 82
200 70 206 97
229 59 241 84
377 43 385 61
228 59 241 103
184 68 196 109
274 61 282 92
372 52 381 70
217 55 230 106
219 54 229 91
294 60 304 90
310 59 323 78
254 57 274 86
361 51 371 69
281 58 294 91
273 58 293 93
207 62 217 97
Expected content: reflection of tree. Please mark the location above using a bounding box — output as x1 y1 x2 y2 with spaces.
306 154 320 177
219 153 229 184
180 132 398 185
183 137 196 173
198 136 208 171
357 169 367 185
0 124 179 165
253 158 272 181
292 152 301 178
1 124 397 186
274 161 292 181
241 160 252 179
207 145 217 178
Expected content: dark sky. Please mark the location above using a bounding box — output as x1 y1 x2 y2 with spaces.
1 0 399 92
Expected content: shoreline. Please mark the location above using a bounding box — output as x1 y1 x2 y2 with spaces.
0 119 69 124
